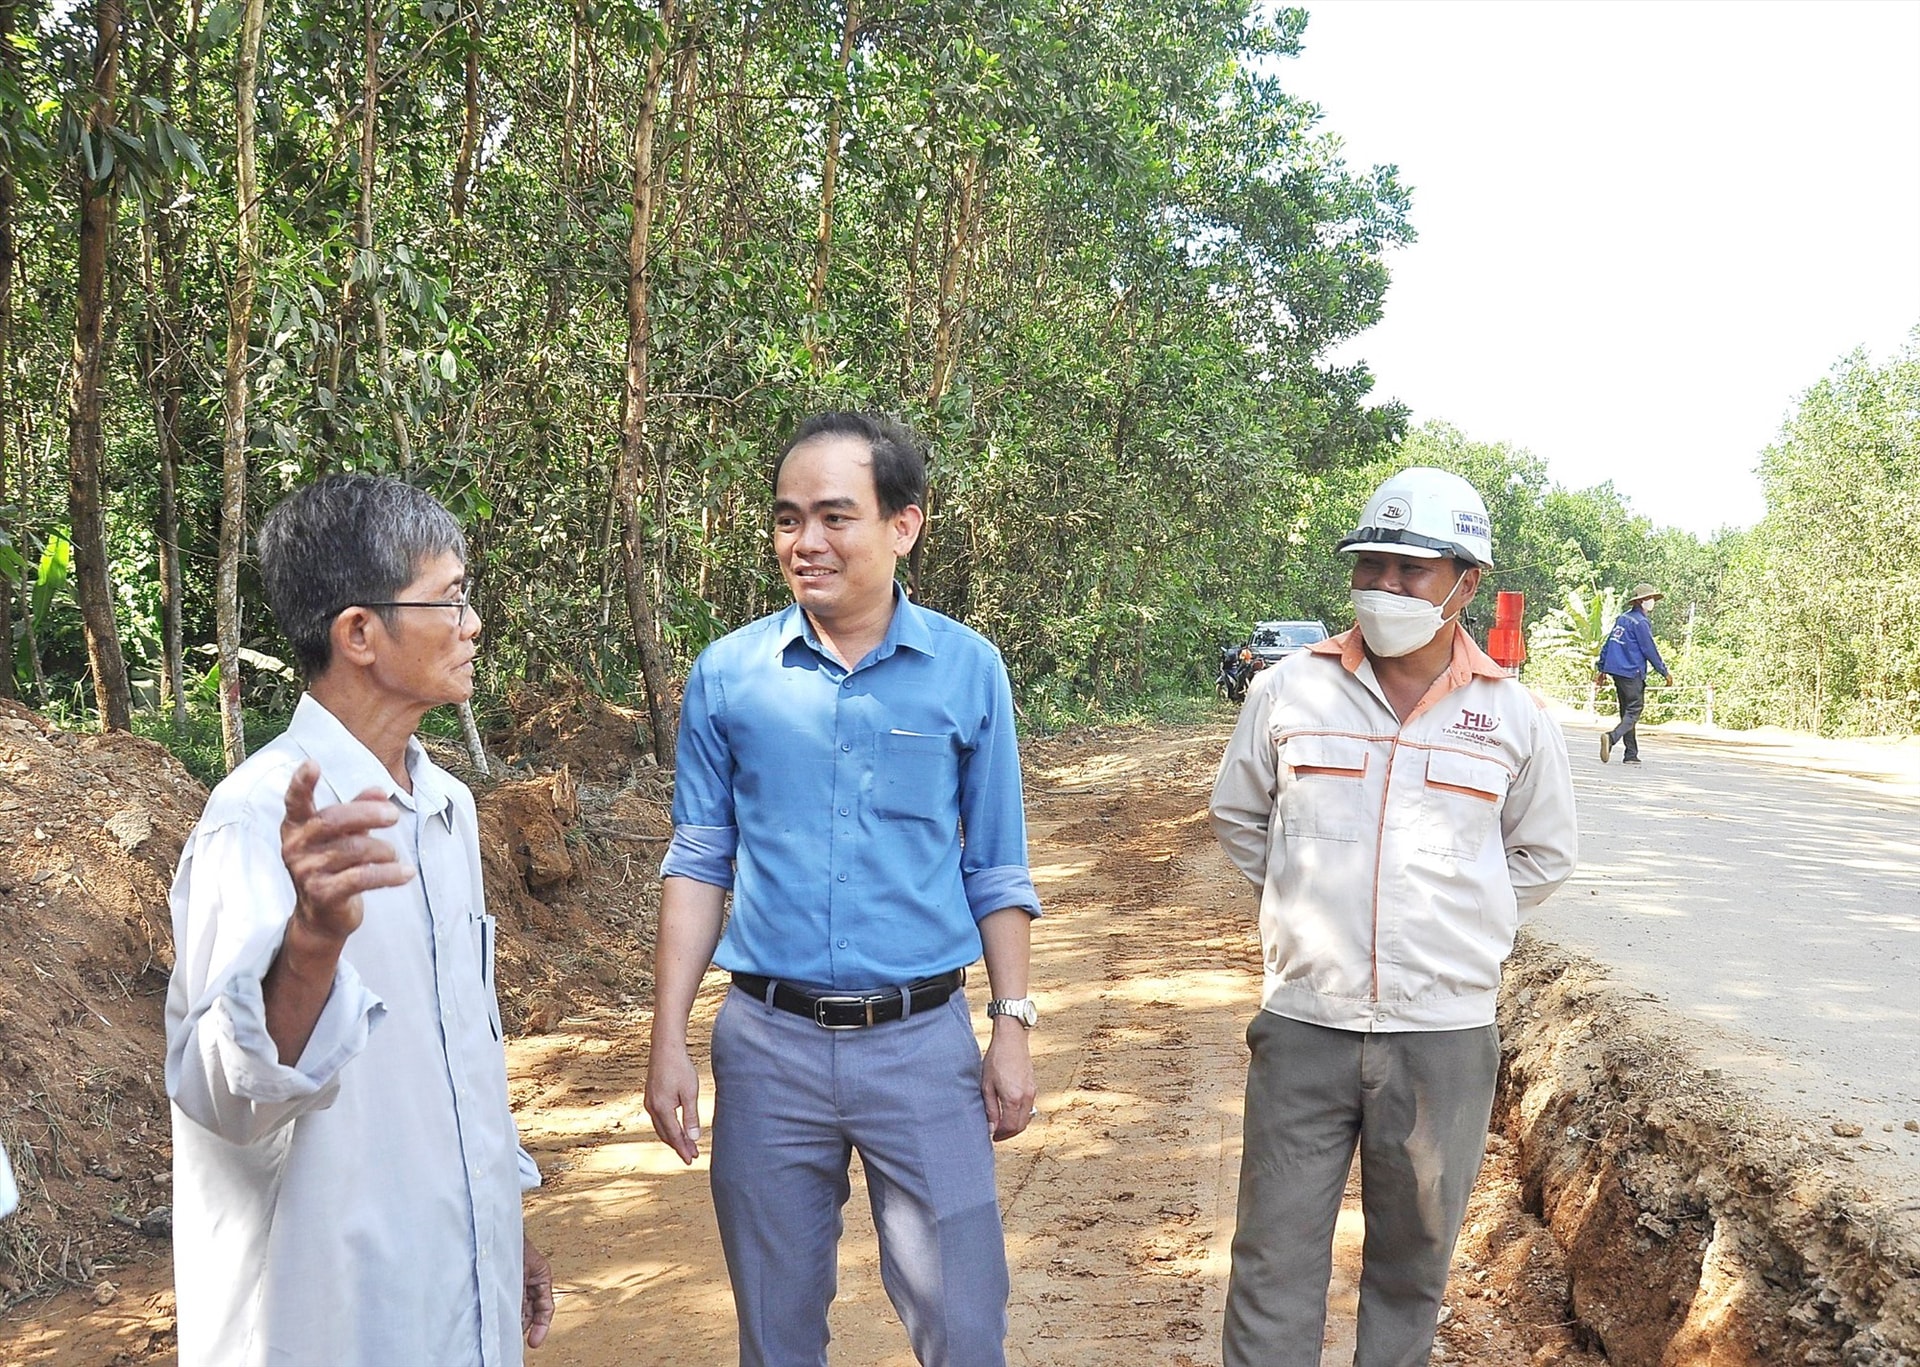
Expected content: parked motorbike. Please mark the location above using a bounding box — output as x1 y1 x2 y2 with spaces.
1215 641 1267 703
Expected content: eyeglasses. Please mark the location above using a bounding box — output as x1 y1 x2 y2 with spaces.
347 592 474 621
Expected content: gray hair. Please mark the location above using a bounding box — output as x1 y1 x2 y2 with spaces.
258 473 468 678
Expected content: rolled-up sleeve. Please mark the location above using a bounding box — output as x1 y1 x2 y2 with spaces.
661 653 740 888
958 654 1040 920
517 1145 543 1191
165 823 385 1146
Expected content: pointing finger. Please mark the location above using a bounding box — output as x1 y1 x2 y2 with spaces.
282 761 322 825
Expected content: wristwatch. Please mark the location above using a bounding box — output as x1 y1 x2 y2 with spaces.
986 997 1039 1028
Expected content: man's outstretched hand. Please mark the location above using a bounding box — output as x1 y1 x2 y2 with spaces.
264 762 415 1064
280 760 414 945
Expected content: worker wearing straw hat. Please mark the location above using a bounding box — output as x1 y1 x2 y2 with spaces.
1596 583 1673 764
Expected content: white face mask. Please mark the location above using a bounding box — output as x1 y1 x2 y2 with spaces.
1350 573 1468 658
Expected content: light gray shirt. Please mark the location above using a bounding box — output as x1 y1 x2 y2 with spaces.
166 695 536 1367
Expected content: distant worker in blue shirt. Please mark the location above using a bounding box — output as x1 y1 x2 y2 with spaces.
1596 582 1673 764
645 410 1042 1366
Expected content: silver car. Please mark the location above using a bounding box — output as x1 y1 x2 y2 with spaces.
1248 620 1329 666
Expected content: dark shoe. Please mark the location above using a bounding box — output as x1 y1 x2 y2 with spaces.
1622 756 1642 765
1600 732 1612 763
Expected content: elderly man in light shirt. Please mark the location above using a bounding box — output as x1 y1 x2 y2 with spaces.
165 474 553 1366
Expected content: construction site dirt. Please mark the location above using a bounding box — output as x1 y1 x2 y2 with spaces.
3 694 1916 1364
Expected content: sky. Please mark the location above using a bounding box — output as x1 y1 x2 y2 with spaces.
1278 0 1920 537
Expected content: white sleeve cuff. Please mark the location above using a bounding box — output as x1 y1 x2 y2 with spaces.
207 952 386 1105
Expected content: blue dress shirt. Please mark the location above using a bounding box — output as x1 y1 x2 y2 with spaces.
662 589 1041 989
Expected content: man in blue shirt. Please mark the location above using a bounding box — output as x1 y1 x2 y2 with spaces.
645 411 1042 1366
1596 582 1673 764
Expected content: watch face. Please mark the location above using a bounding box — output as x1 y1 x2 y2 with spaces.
992 999 1037 1027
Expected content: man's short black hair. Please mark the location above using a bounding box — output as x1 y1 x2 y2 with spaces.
773 411 928 518
258 473 467 679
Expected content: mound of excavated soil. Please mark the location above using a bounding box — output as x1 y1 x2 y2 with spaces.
0 696 668 1315
0 700 204 1310
488 676 659 787
1499 932 1920 1365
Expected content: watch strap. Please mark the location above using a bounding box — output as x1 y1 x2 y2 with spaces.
986 997 1038 1027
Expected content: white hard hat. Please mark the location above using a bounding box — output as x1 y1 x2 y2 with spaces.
1337 467 1494 570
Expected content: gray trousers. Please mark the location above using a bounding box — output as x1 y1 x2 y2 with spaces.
1223 1011 1498 1367
709 985 1009 1367
1607 672 1647 760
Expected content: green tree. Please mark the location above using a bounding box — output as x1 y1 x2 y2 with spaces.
1720 334 1920 734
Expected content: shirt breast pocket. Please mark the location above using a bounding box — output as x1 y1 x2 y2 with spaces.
472 910 503 1041
1278 734 1373 842
1417 749 1510 859
873 731 958 823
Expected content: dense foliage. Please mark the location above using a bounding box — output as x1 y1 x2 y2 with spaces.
1713 336 1920 734
0 1 1912 747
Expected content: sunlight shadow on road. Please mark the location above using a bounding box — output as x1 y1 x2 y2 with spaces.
1537 724 1920 1163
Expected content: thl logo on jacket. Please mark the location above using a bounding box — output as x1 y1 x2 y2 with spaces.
1454 709 1499 734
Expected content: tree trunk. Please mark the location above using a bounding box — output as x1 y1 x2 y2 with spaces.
899 186 924 396
19 572 47 703
927 149 984 411
140 3 189 730
543 0 586 334
67 0 133 732
720 2 756 253
450 11 482 221
218 0 267 768
357 0 415 467
616 0 678 767
0 0 17 701
805 0 860 369
323 0 383 453
141 218 189 731
666 20 699 256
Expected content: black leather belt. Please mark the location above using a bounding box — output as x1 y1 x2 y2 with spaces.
731 968 965 1030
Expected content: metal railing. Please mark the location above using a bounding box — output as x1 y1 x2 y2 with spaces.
1542 680 1717 727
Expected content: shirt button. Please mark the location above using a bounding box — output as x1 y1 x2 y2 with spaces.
1375 1012 1389 1024
841 743 852 752
838 807 849 816
837 939 849 949
837 872 848 882
842 679 854 688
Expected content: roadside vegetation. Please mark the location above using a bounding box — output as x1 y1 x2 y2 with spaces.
1 1 1914 759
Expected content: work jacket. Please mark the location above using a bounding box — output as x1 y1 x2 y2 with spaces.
1596 605 1669 679
1211 626 1577 1033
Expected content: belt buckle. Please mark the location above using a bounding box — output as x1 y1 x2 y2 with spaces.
812 994 875 1030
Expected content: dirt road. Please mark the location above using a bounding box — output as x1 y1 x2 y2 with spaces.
513 724 1255 1365
3 720 1553 1364
509 722 1542 1366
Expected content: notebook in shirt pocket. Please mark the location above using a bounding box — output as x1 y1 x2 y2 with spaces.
1416 749 1510 859
873 730 957 822
1277 734 1372 842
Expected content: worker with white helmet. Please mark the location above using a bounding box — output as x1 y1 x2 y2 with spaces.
1210 467 1577 1366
